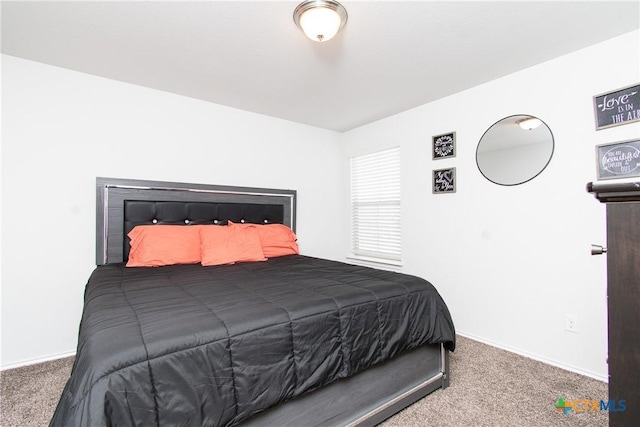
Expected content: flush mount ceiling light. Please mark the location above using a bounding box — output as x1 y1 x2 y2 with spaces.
293 0 348 42
517 117 543 131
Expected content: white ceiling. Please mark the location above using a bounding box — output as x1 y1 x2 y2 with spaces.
3 1 639 132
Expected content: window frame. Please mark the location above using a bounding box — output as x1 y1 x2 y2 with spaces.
349 147 401 265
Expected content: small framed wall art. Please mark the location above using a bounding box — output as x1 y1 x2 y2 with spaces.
433 167 456 194
595 138 640 180
593 83 640 130
432 132 456 159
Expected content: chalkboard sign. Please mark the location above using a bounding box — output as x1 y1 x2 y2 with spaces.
433 132 456 159
596 139 640 180
433 167 456 193
593 83 640 130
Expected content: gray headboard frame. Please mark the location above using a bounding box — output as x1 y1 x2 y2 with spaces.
96 177 297 265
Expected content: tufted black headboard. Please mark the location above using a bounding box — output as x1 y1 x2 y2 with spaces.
96 177 296 265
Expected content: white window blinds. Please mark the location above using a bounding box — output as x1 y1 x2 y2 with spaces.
350 147 401 262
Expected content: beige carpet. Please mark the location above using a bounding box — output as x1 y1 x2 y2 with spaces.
1 335 608 426
380 336 608 427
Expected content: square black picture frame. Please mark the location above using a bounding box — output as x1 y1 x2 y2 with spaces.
433 167 456 194
432 132 456 160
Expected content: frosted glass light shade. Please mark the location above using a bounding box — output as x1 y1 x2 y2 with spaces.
517 117 543 130
294 1 348 43
300 7 341 42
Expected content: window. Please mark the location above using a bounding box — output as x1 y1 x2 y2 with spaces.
350 147 401 263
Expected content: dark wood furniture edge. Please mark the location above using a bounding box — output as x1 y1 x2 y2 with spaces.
587 180 640 426
586 180 640 203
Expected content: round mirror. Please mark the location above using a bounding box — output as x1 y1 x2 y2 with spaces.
476 115 554 186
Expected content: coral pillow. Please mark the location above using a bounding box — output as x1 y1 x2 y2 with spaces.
200 225 267 266
229 222 299 258
127 225 202 267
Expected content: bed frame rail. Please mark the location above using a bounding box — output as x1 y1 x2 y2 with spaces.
242 343 449 427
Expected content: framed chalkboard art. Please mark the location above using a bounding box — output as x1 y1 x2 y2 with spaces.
593 83 640 130
432 132 456 159
433 167 456 194
596 139 640 180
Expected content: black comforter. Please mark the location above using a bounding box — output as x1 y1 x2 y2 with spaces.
51 255 455 426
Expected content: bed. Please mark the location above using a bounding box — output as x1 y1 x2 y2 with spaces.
50 177 456 427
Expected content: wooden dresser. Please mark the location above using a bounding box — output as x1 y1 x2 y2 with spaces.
587 180 640 426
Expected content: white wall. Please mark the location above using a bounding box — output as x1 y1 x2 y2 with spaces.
3 31 639 378
1 55 344 368
341 30 640 380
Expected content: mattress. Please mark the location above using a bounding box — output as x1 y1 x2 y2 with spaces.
50 255 455 426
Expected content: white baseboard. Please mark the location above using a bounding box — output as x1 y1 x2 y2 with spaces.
456 331 608 383
0 351 76 371
1 334 607 382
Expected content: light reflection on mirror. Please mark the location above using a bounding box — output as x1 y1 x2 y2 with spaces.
476 115 554 186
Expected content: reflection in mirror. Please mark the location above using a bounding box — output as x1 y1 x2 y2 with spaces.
476 115 554 186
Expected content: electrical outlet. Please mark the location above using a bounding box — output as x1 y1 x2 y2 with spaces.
565 314 578 333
